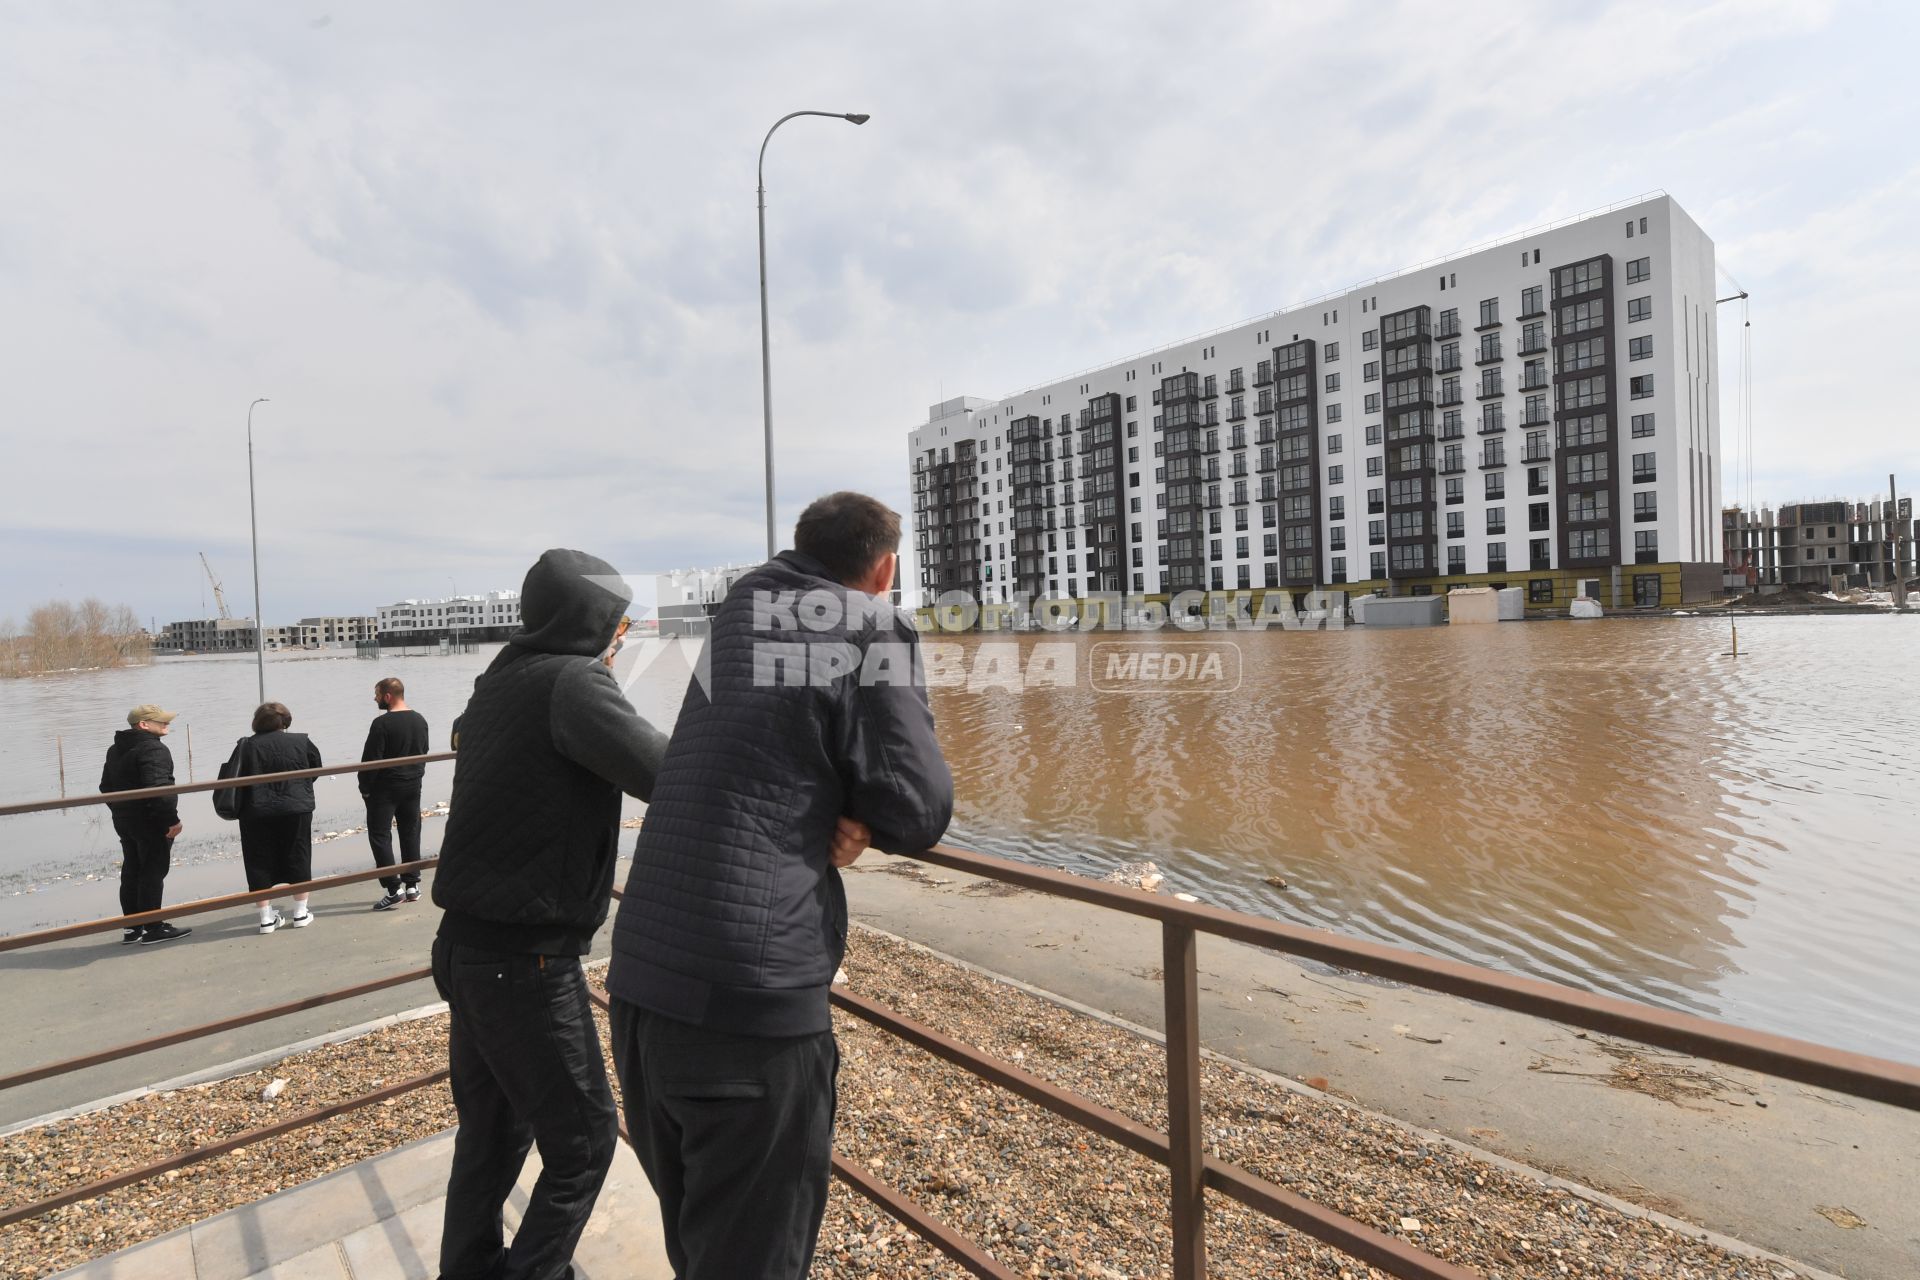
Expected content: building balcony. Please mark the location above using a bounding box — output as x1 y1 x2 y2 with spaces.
1521 373 1550 391
1523 446 1551 463
1476 387 1505 401
1436 358 1462 373
1522 412 1551 427
1477 423 1505 435
1436 321 1461 339
1528 481 1550 496
1519 341 1548 357
1252 371 1274 387
1226 409 1247 422
1479 453 1507 469
1227 377 1246 395
1439 459 1466 475
1438 391 1463 407
1474 351 1504 367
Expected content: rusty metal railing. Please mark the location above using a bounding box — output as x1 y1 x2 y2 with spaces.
0 758 451 1230
6 768 1920 1279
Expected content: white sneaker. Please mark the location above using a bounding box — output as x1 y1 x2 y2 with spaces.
288 909 313 928
403 884 422 903
258 909 285 935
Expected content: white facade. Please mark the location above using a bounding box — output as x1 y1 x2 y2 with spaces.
909 194 1720 606
655 565 755 636
377 592 521 638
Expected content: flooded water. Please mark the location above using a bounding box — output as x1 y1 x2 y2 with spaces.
2 616 1916 1063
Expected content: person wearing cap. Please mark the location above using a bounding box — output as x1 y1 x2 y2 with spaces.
99 706 192 946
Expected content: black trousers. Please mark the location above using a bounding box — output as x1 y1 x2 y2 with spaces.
432 939 617 1280
610 999 838 1280
365 785 423 891
112 815 172 919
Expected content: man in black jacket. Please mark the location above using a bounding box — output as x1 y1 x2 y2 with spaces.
607 492 954 1280
361 676 429 910
100 704 191 946
431 549 669 1280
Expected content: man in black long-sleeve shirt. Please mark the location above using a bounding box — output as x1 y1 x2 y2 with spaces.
361 676 429 910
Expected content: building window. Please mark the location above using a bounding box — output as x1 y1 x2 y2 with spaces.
1364 360 1379 382
1328 496 1346 520
1628 296 1651 323
1626 257 1650 284
1630 374 1655 398
1634 491 1657 522
1628 336 1653 361
1632 452 1656 483
1326 403 1343 423
1479 298 1500 327
1486 506 1506 535
1634 531 1658 564
1362 331 1378 351
1328 464 1344 485
1633 573 1661 606
1569 528 1612 559
1366 455 1383 477
1529 578 1554 603
1446 511 1464 538
1521 285 1543 315
1327 433 1343 454
1631 412 1655 438
1364 392 1381 413
1445 477 1464 505
1485 473 1505 500
1326 341 1340 362
1326 373 1341 393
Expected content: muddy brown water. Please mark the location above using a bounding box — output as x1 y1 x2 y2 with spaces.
2 614 1915 1063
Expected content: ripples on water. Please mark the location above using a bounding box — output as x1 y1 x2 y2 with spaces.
2 619 1915 1062
929 616 1920 1063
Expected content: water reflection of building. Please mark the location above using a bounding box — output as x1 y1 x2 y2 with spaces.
911 193 1728 617
927 627 1749 1015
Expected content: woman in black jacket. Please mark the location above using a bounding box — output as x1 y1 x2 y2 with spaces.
237 702 322 934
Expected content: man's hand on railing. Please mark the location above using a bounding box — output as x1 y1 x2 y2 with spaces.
831 816 871 869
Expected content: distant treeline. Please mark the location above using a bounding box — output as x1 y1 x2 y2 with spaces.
0 600 152 677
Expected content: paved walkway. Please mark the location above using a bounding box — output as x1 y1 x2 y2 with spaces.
51 1130 671 1280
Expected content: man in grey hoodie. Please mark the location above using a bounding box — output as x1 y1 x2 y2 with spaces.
431 549 666 1280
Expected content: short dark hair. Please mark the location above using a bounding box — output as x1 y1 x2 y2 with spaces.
375 677 404 701
252 702 292 734
794 491 901 585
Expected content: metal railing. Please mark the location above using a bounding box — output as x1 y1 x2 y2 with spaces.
5 769 1920 1278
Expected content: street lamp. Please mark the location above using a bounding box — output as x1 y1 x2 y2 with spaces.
246 397 269 703
757 110 870 559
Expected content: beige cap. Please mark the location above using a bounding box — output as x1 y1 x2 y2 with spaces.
128 704 178 727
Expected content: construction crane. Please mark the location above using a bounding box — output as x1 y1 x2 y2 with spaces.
199 552 233 621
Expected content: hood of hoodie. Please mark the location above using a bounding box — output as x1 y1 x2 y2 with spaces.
510 549 631 658
111 727 160 753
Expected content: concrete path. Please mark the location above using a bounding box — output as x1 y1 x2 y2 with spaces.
0 862 620 1130
49 1129 669 1279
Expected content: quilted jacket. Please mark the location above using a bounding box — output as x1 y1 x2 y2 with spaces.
607 550 953 1037
434 549 669 956
99 728 179 827
234 730 321 818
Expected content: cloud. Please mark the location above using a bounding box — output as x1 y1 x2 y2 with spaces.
0 0 1912 621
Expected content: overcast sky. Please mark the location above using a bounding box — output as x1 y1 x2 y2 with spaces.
2 0 1914 624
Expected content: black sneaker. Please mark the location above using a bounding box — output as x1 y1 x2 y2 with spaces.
140 922 192 945
373 892 404 911
122 927 143 945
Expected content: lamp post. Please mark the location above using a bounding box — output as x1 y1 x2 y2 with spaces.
757 110 870 559
246 397 269 703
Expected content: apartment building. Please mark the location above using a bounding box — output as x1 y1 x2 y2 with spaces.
909 193 1724 615
376 591 521 643
656 564 756 636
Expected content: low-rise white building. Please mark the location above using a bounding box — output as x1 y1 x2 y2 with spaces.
655 565 755 636
377 592 521 642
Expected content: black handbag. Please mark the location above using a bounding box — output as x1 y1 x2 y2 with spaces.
212 738 252 821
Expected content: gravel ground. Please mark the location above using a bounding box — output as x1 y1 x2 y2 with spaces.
0 929 1813 1280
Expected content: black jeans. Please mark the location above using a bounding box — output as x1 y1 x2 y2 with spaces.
610 999 838 1280
432 939 617 1280
112 814 172 920
366 785 423 891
